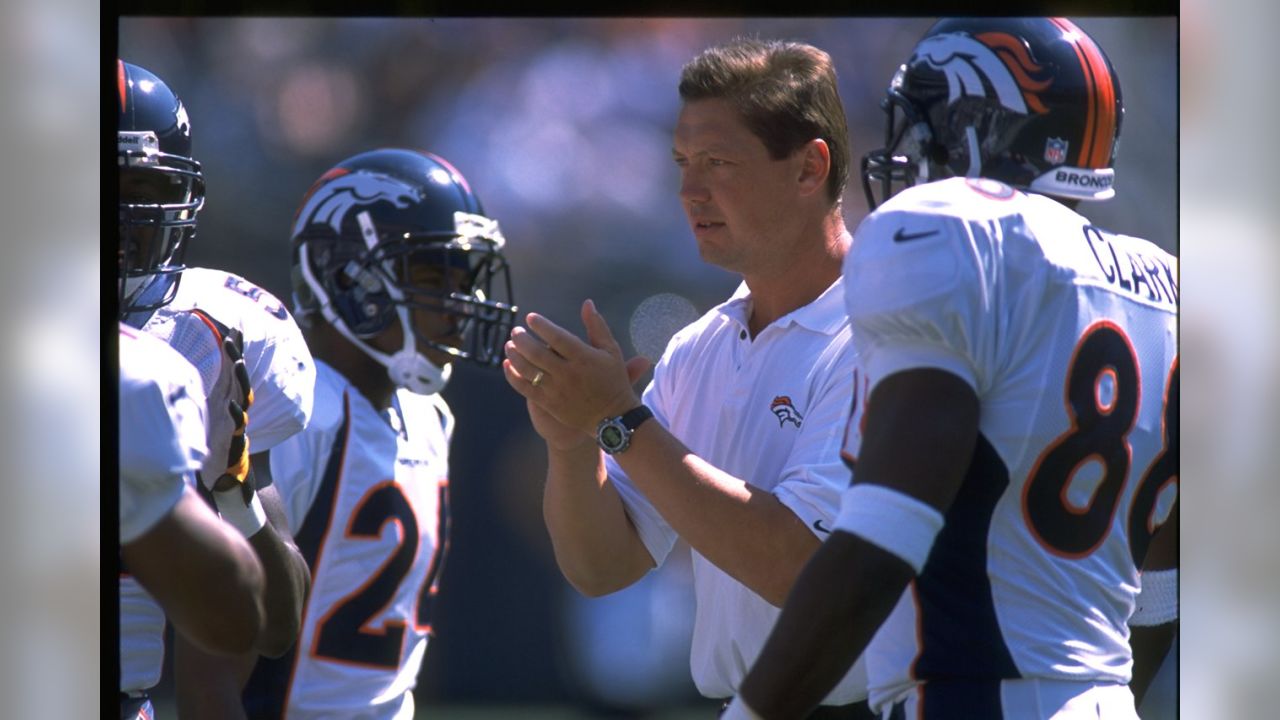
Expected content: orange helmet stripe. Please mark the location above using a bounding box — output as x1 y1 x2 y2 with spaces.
118 59 128 113
1051 18 1117 169
1077 26 1118 168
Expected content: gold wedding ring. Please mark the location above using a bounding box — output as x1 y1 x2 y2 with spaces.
531 370 545 387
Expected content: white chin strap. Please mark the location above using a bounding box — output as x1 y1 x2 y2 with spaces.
387 343 452 395
298 240 451 395
334 302 451 395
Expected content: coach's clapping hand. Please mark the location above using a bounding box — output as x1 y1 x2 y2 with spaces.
503 299 651 441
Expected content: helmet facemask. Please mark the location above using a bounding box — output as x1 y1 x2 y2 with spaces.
118 131 204 317
296 210 517 395
389 220 517 370
861 66 941 210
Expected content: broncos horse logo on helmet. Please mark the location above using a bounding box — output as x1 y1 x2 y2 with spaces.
291 168 421 238
862 18 1123 208
291 148 517 395
910 32 1054 117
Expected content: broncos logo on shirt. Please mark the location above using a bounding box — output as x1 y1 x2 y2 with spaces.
770 395 804 428
910 31 1054 115
291 167 421 237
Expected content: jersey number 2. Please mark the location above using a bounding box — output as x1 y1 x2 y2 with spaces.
1023 321 1177 565
313 481 450 669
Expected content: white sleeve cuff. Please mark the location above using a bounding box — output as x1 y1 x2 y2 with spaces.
834 483 945 574
1130 568 1178 626
213 486 268 538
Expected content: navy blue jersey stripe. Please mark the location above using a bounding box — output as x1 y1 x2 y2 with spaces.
241 394 351 719
913 433 1018 682
922 680 1003 719
240 635 294 717
292 393 352 569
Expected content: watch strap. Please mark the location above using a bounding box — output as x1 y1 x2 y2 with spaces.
619 404 654 431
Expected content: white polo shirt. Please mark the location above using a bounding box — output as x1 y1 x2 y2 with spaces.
607 276 869 703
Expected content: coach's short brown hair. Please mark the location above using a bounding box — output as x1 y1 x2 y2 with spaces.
679 37 851 206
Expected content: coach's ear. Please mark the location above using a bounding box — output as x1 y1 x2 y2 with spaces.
795 138 831 198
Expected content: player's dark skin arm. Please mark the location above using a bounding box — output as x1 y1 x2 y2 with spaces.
240 450 310 658
174 635 256 720
122 486 266 657
1129 502 1178 709
740 369 979 718
176 452 310 717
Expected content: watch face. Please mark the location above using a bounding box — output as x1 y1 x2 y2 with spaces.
601 425 624 448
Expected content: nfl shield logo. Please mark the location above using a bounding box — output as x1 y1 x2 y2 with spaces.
1044 137 1068 165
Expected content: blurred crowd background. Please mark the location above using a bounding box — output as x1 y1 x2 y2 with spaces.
6 5 1275 717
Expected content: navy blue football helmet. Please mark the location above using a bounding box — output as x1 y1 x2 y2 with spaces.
117 60 205 317
862 18 1124 208
291 148 516 394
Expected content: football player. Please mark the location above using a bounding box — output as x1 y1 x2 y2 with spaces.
730 18 1178 719
175 148 517 719
117 59 316 718
118 322 266 718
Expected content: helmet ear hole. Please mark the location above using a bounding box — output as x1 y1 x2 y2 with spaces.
331 260 395 338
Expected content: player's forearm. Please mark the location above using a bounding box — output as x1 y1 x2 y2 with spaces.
174 634 255 720
124 489 267 656
248 526 310 657
1130 505 1177 706
614 421 820 607
543 443 653 596
741 532 913 717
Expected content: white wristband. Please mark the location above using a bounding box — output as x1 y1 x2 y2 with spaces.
1130 568 1178 626
834 483 945 574
721 697 764 720
213 486 268 538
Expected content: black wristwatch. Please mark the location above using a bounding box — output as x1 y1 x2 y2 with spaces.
595 405 654 455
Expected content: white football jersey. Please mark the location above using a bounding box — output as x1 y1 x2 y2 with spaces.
118 323 207 544
124 267 316 453
241 360 453 720
118 323 209 695
840 177 1178 710
119 267 316 695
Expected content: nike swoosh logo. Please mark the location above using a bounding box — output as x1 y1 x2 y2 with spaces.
893 228 939 243
813 518 833 534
